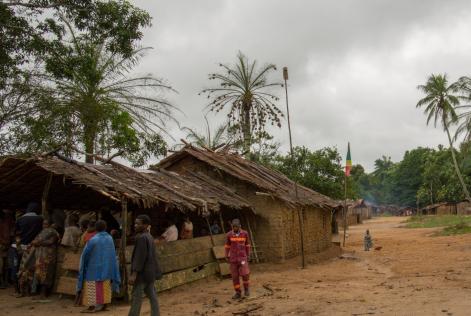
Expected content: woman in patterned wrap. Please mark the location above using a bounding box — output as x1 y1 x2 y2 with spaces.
31 219 59 299
77 220 120 313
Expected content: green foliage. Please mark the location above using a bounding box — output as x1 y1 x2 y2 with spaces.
437 222 471 236
1 1 173 166
404 215 471 228
269 146 347 199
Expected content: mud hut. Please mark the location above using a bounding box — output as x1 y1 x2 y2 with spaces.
155 145 339 262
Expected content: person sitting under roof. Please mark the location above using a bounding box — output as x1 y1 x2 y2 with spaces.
61 214 82 247
159 219 178 242
179 217 193 240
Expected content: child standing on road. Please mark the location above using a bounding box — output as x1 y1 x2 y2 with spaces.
364 229 373 251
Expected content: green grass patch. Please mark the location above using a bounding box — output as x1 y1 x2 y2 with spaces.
435 222 471 236
404 215 471 228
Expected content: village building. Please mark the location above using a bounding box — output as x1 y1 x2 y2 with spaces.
155 145 340 262
0 153 255 295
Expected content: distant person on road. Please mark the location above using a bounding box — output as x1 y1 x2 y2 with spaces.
364 229 373 251
225 218 251 299
77 220 120 313
128 214 162 316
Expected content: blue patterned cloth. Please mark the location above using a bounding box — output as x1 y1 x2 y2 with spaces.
77 232 121 292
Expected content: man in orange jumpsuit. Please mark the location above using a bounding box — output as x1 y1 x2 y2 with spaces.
225 219 250 299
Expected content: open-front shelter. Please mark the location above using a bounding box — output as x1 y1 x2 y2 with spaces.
155 145 340 262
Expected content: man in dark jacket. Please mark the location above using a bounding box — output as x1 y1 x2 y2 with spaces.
16 202 43 246
128 214 161 316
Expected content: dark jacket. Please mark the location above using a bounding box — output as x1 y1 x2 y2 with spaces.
16 213 43 245
131 232 162 284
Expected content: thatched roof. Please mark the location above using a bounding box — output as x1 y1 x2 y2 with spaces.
156 146 339 210
0 154 252 213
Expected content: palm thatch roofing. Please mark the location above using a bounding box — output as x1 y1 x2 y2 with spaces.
156 146 340 210
0 154 252 213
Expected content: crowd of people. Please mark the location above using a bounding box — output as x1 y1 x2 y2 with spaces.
0 202 122 300
0 202 251 315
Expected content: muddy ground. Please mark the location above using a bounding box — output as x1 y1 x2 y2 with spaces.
3 216 471 316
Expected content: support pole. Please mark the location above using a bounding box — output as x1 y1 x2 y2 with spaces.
219 211 226 234
42 173 53 219
343 174 348 247
120 198 129 301
283 67 305 269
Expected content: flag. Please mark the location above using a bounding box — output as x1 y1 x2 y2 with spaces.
345 142 352 177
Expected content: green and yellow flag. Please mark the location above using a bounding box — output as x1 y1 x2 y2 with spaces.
345 142 352 177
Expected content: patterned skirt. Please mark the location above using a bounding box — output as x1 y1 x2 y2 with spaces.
82 280 112 306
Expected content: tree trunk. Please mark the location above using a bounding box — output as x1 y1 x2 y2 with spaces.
83 123 96 164
444 121 471 202
242 101 251 153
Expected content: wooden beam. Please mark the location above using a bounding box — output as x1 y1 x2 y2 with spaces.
121 197 129 301
42 172 53 218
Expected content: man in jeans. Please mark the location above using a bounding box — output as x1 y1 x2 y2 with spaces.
128 215 161 316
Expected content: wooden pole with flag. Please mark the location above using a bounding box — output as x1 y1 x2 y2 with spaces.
343 142 352 247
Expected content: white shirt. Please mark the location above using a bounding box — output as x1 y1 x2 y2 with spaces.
161 224 178 242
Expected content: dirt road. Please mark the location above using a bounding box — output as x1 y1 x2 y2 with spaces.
4 216 471 315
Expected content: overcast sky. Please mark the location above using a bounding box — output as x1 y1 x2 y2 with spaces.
132 0 471 171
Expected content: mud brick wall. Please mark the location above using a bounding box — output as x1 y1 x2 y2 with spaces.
457 202 471 215
436 205 457 215
165 156 333 262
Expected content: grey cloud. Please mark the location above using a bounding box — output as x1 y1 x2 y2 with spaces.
132 0 471 170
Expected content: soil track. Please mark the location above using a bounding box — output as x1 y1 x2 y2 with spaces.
3 216 471 315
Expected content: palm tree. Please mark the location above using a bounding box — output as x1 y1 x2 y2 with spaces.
452 76 471 142
41 16 177 163
417 74 471 201
200 52 283 153
182 117 232 150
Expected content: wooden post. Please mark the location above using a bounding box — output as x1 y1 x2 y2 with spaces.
283 66 305 269
205 215 215 247
219 211 226 234
244 214 259 263
343 174 348 247
120 198 129 301
42 173 53 219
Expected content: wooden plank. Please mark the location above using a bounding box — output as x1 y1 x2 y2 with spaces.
212 246 226 259
217 262 231 276
159 248 214 273
56 276 77 296
62 252 81 271
156 262 218 292
125 234 225 261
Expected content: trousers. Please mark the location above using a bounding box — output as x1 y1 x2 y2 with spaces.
128 282 160 316
230 261 250 293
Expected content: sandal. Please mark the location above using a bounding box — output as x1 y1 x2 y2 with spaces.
80 307 96 313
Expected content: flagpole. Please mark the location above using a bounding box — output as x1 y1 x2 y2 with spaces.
343 142 350 247
283 66 305 269
343 172 348 247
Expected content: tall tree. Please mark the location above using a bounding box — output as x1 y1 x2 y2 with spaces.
200 52 283 153
2 1 173 166
417 74 471 201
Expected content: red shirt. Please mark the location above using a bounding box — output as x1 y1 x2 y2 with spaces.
224 229 250 263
